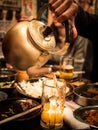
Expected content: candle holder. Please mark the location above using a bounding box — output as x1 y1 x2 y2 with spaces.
40 78 66 130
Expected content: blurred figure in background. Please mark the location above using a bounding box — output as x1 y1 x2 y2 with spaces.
49 0 98 82
78 0 95 14
46 13 93 79
5 1 94 80
26 11 94 80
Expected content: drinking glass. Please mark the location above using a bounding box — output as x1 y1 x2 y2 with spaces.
60 56 74 80
40 78 66 130
74 58 85 78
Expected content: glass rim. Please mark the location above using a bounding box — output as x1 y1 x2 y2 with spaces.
42 78 66 88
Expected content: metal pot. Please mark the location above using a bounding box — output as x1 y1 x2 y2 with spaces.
73 84 98 106
2 4 69 70
2 19 56 70
73 105 98 129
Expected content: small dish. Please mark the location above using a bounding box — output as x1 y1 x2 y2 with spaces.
0 81 16 93
16 78 43 99
73 84 98 106
73 105 98 129
0 98 41 123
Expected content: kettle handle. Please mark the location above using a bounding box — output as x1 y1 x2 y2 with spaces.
48 42 70 55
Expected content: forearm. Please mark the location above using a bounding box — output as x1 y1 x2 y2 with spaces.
26 66 52 78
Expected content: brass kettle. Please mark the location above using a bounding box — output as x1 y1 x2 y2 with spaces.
2 4 69 70
2 19 56 70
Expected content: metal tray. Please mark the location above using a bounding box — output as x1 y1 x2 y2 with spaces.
16 78 73 99
73 84 98 106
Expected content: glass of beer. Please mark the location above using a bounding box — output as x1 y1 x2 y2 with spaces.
60 56 74 80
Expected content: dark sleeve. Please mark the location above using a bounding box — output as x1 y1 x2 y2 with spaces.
75 7 98 43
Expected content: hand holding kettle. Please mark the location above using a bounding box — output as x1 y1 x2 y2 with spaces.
2 4 70 70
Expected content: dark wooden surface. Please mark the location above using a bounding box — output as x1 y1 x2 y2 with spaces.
0 117 72 130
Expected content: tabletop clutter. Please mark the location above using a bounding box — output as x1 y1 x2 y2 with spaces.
0 66 98 130
0 39 98 129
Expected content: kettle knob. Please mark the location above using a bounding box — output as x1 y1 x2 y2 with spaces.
42 26 53 37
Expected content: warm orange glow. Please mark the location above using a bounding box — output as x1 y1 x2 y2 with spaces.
41 103 63 124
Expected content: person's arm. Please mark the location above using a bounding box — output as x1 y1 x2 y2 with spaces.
49 0 79 38
49 0 98 42
49 0 78 23
26 66 52 78
75 7 98 42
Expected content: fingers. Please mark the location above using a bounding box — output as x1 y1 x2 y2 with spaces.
49 0 72 16
6 63 13 69
69 17 78 38
49 0 78 38
49 0 78 23
49 0 57 5
53 1 73 17
72 26 78 38
49 0 78 39
55 3 78 22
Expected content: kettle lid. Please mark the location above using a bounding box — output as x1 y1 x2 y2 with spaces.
28 19 56 51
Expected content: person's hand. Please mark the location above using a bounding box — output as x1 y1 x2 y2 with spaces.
49 0 78 22
26 66 53 78
6 63 13 69
49 0 79 38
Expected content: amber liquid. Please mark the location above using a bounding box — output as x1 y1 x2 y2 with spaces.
60 65 74 79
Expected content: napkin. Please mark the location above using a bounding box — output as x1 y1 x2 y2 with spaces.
63 101 90 130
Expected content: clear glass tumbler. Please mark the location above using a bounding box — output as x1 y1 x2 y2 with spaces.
60 56 74 80
40 78 66 130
